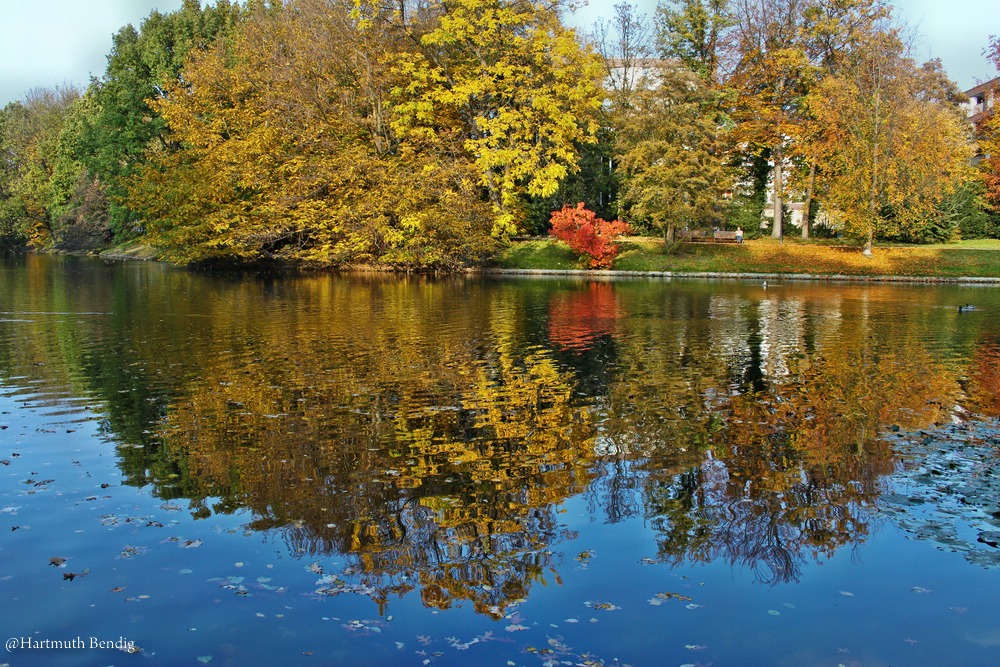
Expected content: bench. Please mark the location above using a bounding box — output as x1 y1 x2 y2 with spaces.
677 229 708 242
713 230 740 243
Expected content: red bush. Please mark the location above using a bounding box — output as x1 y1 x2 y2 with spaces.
549 203 631 269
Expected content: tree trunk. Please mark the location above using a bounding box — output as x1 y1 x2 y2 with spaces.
802 161 815 239
771 149 783 240
864 58 883 258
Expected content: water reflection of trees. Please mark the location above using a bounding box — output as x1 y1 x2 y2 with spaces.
968 336 1000 417
603 285 962 583
149 282 597 617
2 260 993 607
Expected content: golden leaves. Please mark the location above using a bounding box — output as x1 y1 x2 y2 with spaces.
392 0 604 235
130 0 507 267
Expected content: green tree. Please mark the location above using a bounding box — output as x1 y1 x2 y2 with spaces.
78 0 241 240
655 0 731 82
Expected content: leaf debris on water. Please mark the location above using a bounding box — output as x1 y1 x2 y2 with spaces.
585 600 621 611
648 592 692 606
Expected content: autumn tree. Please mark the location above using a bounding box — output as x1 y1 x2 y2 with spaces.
616 62 734 242
130 0 498 267
0 87 83 247
549 203 630 268
795 0 892 238
980 36 1000 215
726 0 817 240
807 30 973 252
394 0 605 237
723 0 896 241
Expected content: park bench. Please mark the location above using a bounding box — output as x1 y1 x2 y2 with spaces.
677 229 708 242
713 230 740 243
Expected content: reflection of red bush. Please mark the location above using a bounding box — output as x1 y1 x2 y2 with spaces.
549 203 630 269
549 283 622 351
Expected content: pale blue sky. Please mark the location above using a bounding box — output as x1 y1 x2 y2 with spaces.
1 0 997 107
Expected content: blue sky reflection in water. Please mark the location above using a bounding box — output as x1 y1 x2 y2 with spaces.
1 254 999 666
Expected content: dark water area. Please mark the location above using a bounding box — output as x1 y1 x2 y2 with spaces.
1 253 999 666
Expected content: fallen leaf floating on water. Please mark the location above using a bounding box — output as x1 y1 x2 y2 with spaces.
648 592 693 606
118 545 148 559
49 557 67 567
910 586 933 593
63 569 90 581
585 601 621 611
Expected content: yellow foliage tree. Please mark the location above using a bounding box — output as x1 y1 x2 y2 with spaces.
390 0 605 237
130 0 498 267
807 31 973 253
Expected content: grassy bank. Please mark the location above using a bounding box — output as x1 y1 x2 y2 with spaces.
493 237 1000 278
99 240 162 261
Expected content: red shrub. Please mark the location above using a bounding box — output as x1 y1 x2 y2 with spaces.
549 203 631 269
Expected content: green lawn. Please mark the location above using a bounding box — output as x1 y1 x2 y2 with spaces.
492 237 1000 277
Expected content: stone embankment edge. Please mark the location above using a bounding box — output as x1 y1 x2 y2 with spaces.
467 268 1000 284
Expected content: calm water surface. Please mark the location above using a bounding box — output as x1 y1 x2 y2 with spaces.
1 254 999 666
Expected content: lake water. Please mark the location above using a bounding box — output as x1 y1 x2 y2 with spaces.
1 253 999 666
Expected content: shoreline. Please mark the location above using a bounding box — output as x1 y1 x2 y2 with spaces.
30 244 990 283
467 267 1000 284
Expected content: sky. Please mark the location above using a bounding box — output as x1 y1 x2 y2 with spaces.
0 0 998 107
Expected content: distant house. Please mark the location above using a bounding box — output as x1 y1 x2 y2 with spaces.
965 78 998 166
965 77 998 126
603 57 673 95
